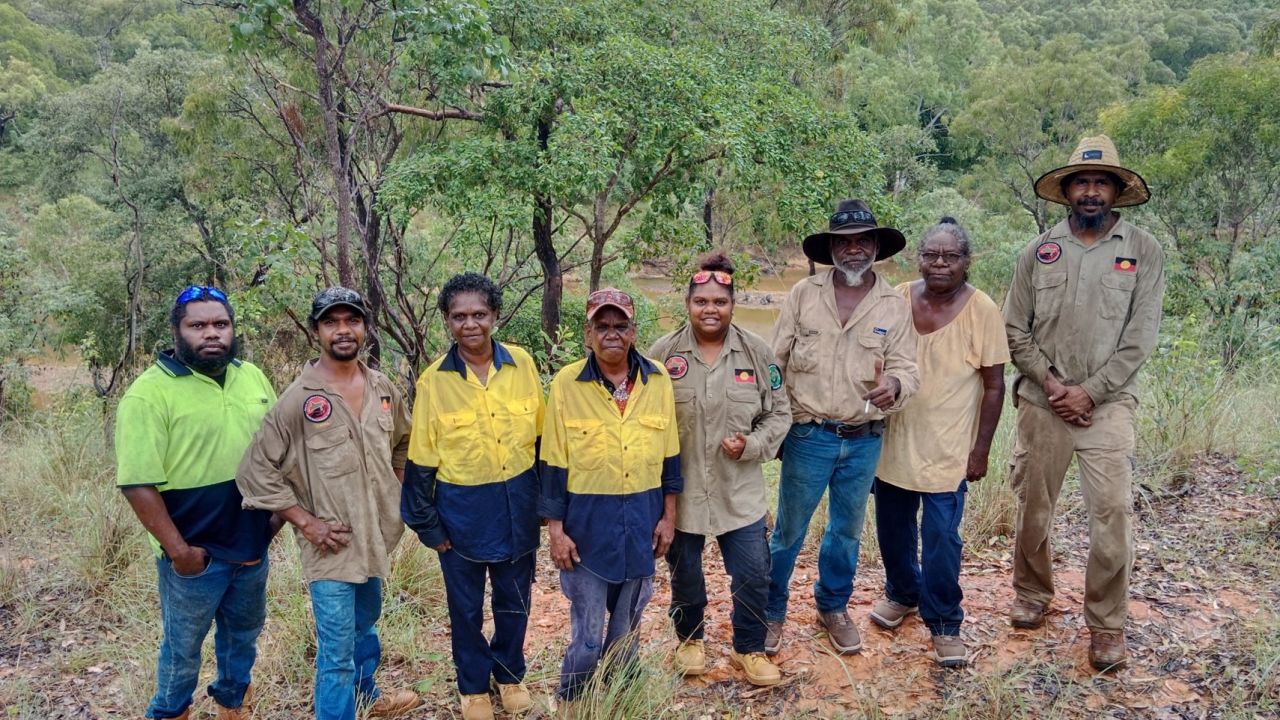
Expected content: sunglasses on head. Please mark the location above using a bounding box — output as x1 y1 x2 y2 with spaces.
691 270 732 286
831 209 874 226
175 285 228 306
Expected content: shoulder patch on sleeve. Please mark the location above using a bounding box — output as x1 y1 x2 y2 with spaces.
768 363 783 390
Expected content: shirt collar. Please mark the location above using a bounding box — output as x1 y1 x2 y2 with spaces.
671 322 745 353
577 347 657 384
299 358 369 391
155 349 241 378
437 340 514 380
1048 213 1130 244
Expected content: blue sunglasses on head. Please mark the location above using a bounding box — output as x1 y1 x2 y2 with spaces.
175 285 228 306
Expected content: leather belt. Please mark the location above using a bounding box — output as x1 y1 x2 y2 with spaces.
814 419 884 439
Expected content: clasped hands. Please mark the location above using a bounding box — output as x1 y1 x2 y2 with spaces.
1043 375 1094 427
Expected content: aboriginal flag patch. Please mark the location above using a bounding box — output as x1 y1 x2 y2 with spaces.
1114 257 1137 273
734 368 756 384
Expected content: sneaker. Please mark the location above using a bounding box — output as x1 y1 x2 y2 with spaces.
816 610 862 654
460 693 495 720
729 651 782 686
764 620 784 656
214 683 253 719
673 639 707 676
1009 598 1047 629
496 682 533 714
930 634 969 668
367 689 422 717
1089 629 1128 672
869 597 917 630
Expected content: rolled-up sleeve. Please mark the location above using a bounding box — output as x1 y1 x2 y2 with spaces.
235 412 300 512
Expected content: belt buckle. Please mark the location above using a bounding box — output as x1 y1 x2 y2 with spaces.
834 422 862 438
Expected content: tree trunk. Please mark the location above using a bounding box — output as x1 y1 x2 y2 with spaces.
588 195 606 291
703 184 714 246
534 119 562 351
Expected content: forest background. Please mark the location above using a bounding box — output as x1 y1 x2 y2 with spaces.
1 0 1279 718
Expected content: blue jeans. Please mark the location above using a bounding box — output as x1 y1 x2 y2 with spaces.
667 517 770 652
147 555 268 719
309 578 384 720
556 569 653 701
438 550 535 694
874 479 967 636
766 423 881 620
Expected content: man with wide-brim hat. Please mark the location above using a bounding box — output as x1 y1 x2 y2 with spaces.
1003 134 1165 671
763 198 919 657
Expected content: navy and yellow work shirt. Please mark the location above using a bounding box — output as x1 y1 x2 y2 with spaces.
538 350 683 583
115 351 276 561
402 341 544 562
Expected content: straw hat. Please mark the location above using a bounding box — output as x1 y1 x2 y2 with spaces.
1033 135 1150 208
801 198 906 264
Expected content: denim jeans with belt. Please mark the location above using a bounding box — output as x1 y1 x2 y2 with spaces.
766 422 881 621
666 516 770 652
556 568 653 701
309 577 384 720
438 549 535 694
147 554 268 719
873 478 967 636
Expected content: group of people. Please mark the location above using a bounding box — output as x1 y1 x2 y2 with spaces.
116 134 1164 719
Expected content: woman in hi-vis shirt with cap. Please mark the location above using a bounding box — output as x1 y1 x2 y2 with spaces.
648 252 792 688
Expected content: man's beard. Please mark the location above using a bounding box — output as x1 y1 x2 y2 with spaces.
328 341 361 362
834 257 873 287
175 334 239 375
1074 206 1109 231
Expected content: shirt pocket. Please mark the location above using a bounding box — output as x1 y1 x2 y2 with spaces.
1099 272 1136 320
856 333 884 383
673 387 697 435
726 385 760 435
1033 271 1068 319
635 414 670 467
788 328 821 373
305 427 360 478
564 418 609 471
438 409 483 469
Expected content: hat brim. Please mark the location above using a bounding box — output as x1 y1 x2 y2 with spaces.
802 227 907 265
1034 164 1150 208
311 301 370 323
586 302 634 321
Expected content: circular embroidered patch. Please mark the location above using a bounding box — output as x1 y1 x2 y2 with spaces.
665 355 689 380
768 363 783 390
1036 242 1062 264
303 394 333 423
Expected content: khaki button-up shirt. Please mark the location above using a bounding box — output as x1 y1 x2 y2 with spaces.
771 268 919 425
649 323 791 536
1003 216 1165 408
237 361 411 584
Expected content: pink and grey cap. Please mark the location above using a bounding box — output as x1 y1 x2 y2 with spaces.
585 288 635 320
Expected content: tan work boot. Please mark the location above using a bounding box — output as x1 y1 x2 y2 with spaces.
729 651 782 686
930 634 969 668
673 638 707 676
214 683 254 719
460 693 495 720
869 597 917 630
367 688 421 717
496 682 532 714
763 620 784 656
1009 598 1047 629
816 610 862 654
161 710 191 720
1089 629 1128 672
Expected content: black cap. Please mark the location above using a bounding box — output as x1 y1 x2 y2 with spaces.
309 286 370 325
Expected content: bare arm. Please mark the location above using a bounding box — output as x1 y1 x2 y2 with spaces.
966 364 1007 482
120 486 207 574
277 504 351 555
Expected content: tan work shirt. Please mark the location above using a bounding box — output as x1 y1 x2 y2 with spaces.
1003 216 1165 408
649 323 791 536
237 360 411 584
771 268 919 425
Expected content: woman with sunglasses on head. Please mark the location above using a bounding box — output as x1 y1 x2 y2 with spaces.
648 252 791 687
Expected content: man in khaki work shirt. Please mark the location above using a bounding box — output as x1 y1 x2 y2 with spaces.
764 198 919 657
237 288 419 719
1003 135 1165 672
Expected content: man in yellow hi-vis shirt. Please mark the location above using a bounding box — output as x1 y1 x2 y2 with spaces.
539 289 683 710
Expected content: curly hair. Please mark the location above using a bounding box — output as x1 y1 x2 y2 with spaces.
686 251 736 298
170 295 235 330
437 272 503 316
920 216 972 257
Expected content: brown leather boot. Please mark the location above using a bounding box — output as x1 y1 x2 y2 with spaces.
1009 598 1047 629
816 610 862 654
214 683 254 719
1089 629 1128 671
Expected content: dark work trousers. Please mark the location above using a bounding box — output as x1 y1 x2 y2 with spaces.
873 479 967 636
437 549 535 694
666 516 771 653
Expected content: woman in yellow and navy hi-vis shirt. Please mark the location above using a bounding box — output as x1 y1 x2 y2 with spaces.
401 273 544 720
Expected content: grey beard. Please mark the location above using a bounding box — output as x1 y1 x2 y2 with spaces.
835 260 871 287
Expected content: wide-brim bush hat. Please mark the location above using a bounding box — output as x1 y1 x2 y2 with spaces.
801 198 906 264
1034 134 1150 208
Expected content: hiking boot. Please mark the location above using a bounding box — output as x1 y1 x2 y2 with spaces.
930 634 969 668
816 610 862 654
1089 629 1128 672
367 689 421 717
764 620 784 656
496 682 532 714
673 639 707 676
1009 598 1047 629
214 683 253 719
460 693 495 720
730 651 782 686
869 597 917 630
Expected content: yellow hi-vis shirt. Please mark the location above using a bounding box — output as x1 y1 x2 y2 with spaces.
538 351 683 582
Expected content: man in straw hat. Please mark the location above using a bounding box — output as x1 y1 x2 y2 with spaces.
1003 135 1165 671
764 199 919 656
